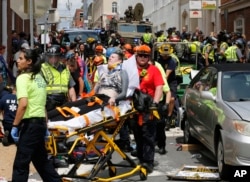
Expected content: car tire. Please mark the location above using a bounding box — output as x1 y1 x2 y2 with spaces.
183 119 194 144
217 137 230 180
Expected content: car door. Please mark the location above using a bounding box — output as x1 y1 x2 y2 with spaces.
186 67 216 146
185 68 210 135
198 68 218 148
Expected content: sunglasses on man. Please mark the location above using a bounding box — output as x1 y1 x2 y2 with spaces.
137 54 149 58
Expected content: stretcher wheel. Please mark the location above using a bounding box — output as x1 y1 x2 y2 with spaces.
108 166 116 177
140 168 148 180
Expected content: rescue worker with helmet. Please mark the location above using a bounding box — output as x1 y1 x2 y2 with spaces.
132 44 164 173
188 35 201 64
217 31 230 63
157 43 178 129
225 39 245 63
41 44 77 112
141 27 154 48
122 43 133 59
200 36 216 69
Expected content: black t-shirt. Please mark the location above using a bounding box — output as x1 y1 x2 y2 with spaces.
157 56 177 83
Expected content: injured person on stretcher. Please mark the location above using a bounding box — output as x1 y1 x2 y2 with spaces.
47 49 139 133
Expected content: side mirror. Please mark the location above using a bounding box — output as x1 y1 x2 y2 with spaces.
200 90 216 101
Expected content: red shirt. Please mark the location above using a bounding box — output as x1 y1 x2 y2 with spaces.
138 64 164 98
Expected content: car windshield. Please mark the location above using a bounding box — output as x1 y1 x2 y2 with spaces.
222 72 250 101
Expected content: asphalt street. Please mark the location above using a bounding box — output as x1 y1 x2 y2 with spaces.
24 127 220 182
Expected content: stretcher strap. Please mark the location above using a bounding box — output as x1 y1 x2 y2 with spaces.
87 96 103 106
56 107 68 118
56 106 80 118
83 114 90 126
81 89 95 98
62 107 80 117
107 105 120 121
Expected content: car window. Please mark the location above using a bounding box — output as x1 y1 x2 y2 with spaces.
222 72 250 101
192 68 214 91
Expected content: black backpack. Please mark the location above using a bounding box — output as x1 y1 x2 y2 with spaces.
132 89 153 112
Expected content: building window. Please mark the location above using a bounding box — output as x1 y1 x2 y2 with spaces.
112 2 117 13
234 17 244 34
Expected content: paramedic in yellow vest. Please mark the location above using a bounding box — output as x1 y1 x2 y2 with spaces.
41 44 76 111
156 30 167 42
217 32 230 63
141 27 154 48
225 39 245 63
200 36 216 69
189 36 201 64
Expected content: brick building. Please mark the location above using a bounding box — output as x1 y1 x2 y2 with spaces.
220 0 250 39
0 0 58 67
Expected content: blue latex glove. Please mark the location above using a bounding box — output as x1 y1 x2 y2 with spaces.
11 127 19 143
45 129 50 141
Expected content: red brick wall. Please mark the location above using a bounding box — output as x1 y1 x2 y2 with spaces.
220 7 250 39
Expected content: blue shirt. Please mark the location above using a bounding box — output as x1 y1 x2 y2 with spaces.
0 92 18 123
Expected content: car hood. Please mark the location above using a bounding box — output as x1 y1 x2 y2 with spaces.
226 102 250 120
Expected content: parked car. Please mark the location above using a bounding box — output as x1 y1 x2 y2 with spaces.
61 29 100 45
180 64 250 179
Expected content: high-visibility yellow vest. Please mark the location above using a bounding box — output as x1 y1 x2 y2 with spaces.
202 43 214 61
219 42 229 59
225 45 238 62
189 41 201 54
41 63 70 94
170 53 181 76
143 33 153 44
157 35 167 42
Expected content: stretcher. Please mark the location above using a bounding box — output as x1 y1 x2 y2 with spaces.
46 99 149 181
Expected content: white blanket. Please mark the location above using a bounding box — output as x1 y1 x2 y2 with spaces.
48 100 132 134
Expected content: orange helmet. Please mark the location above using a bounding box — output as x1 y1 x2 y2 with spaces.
137 45 151 55
133 46 139 54
95 45 103 53
123 43 132 51
93 56 104 66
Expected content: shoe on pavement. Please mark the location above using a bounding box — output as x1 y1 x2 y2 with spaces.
2 130 10 146
141 162 154 173
158 148 167 155
130 150 137 157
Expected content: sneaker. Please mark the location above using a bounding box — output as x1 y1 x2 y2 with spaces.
2 131 10 146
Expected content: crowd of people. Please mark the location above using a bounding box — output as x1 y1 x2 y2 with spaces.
0 25 250 181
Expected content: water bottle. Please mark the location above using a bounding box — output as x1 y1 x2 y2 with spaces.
191 153 202 159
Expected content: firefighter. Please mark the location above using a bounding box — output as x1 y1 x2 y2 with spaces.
132 45 164 173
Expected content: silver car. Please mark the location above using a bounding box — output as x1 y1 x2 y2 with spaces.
181 64 250 179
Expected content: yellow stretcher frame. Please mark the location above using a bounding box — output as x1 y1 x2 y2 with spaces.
46 104 148 182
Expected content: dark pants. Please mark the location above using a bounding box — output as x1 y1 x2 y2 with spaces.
156 118 166 148
12 118 61 182
132 113 156 165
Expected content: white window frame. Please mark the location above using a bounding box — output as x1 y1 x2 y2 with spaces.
234 17 245 34
112 2 117 13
